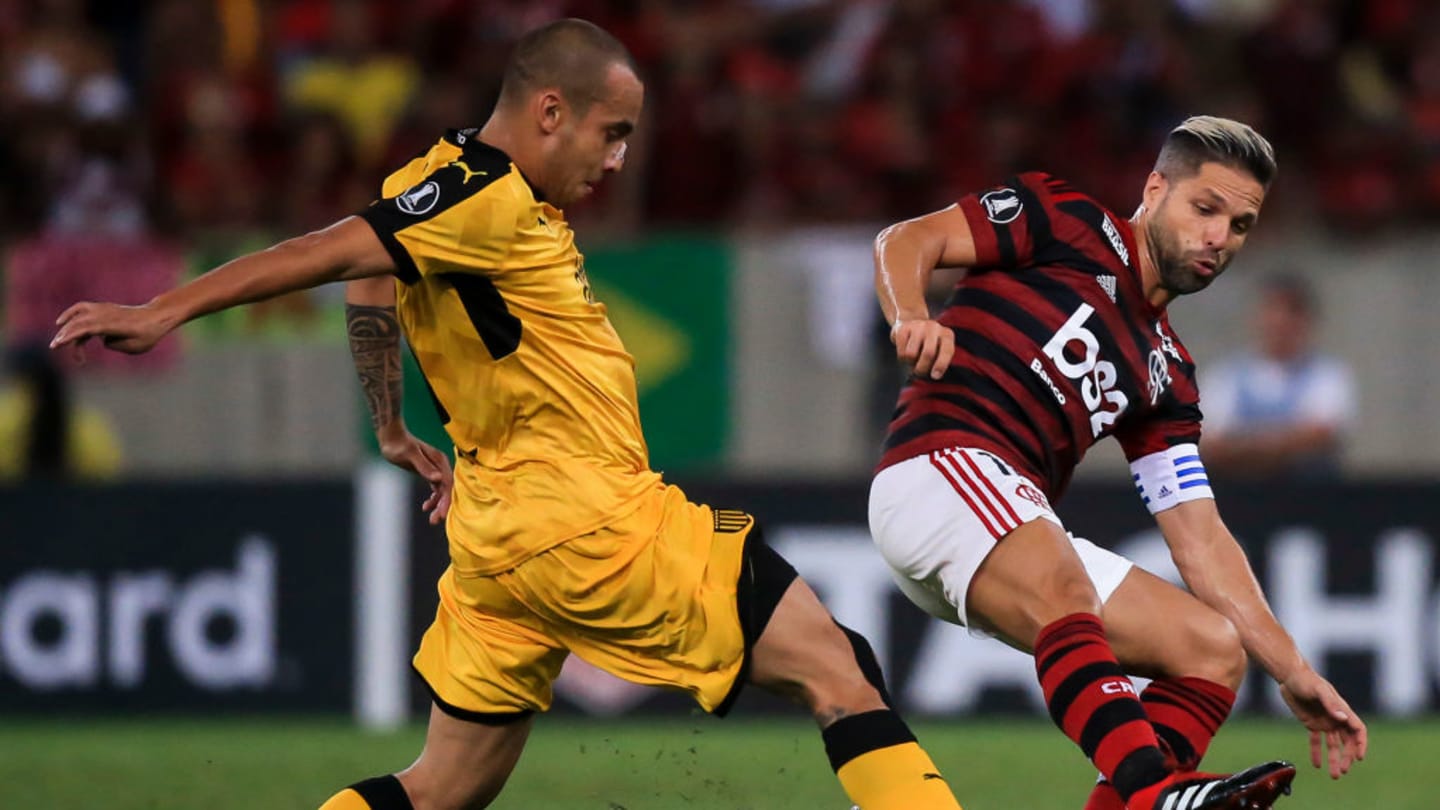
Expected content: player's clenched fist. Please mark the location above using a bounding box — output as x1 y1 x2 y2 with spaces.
50 301 173 361
891 318 954 380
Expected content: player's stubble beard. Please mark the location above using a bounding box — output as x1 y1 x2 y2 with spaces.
1146 196 1226 297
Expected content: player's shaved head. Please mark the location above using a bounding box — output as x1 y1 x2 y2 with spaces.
1154 116 1277 188
498 18 639 114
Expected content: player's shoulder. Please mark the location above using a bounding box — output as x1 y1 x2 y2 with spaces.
374 130 531 224
1029 172 1117 216
442 128 518 187
423 130 518 202
983 172 1117 220
998 171 1082 198
975 171 1057 205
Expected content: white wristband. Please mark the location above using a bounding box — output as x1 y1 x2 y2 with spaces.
1130 443 1213 514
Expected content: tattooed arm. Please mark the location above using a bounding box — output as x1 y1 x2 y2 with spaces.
346 299 405 434
346 277 452 524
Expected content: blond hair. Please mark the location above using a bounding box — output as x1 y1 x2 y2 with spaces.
1155 116 1277 187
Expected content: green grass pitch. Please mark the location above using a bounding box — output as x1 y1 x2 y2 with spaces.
0 717 1432 809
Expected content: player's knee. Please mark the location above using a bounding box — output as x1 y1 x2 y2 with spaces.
1164 609 1246 689
1194 613 1247 688
1043 568 1103 622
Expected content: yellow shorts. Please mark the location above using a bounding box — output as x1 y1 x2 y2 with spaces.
413 483 762 717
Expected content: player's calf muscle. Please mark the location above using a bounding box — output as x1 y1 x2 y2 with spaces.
751 640 882 718
807 676 887 726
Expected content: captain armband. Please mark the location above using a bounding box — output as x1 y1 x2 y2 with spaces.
1129 442 1213 515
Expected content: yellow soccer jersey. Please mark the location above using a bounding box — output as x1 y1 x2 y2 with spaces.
358 129 661 575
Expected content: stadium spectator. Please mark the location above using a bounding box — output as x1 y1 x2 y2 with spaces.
279 0 420 170
7 2 1440 242
1 18 185 373
49 19 966 810
143 0 278 235
0 0 125 236
868 116 1366 810
0 342 121 480
1200 275 1356 479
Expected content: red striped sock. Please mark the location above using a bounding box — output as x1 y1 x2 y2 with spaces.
1141 677 1236 772
1035 613 1168 801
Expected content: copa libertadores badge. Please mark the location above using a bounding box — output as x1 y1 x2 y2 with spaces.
396 180 441 215
981 187 1022 224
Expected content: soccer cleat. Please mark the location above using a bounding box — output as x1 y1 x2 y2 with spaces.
1129 761 1296 810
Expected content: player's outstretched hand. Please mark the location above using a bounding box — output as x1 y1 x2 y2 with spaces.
892 318 954 380
50 301 173 362
378 428 453 525
1280 668 1367 779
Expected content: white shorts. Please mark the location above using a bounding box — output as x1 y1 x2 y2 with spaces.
868 447 1134 631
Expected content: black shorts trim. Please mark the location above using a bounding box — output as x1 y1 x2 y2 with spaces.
411 663 535 726
713 522 798 717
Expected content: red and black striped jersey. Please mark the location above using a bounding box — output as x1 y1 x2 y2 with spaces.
878 172 1202 501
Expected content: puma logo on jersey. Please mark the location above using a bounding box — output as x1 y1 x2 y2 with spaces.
396 180 440 215
448 159 488 184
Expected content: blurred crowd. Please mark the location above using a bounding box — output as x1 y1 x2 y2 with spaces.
3 0 1440 248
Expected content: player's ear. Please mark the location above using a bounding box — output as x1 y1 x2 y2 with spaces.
1142 171 1168 210
536 90 564 135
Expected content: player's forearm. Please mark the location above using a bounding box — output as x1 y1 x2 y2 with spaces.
148 218 392 329
1171 527 1308 683
874 221 942 327
345 278 404 436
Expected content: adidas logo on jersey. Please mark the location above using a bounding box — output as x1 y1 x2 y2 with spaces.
1097 274 1117 303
